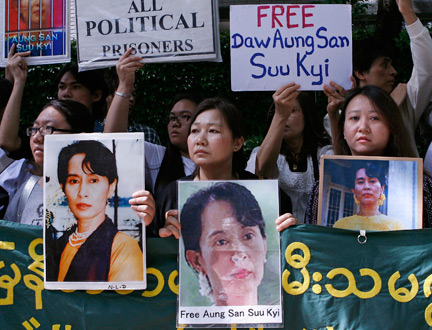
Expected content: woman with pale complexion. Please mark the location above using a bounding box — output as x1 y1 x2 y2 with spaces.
3 99 94 225
305 86 432 227
157 97 297 240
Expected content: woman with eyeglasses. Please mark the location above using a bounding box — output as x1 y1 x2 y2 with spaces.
103 49 199 235
4 99 93 225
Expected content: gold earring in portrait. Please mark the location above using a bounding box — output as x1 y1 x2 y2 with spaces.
354 195 360 205
378 193 386 206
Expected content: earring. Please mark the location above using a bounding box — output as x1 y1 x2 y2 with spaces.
378 193 386 206
354 195 360 205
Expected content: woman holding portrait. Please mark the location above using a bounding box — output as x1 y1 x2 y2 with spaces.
304 85 432 228
157 97 296 239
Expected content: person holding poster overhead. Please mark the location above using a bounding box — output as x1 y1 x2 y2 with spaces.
0 50 107 159
103 49 198 236
324 0 432 157
56 63 108 130
305 85 432 228
246 83 332 223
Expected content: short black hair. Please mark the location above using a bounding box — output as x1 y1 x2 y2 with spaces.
353 38 394 86
56 64 108 121
350 161 388 189
41 99 94 133
181 182 266 254
57 140 118 190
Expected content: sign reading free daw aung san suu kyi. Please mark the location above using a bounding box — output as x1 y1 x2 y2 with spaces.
230 4 352 91
75 0 221 70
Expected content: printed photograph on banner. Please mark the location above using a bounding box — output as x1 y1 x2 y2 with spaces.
230 4 352 91
43 133 146 290
317 155 423 230
177 180 283 328
0 0 70 66
75 0 221 70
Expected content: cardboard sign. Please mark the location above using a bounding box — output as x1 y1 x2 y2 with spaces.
0 0 70 66
230 4 352 91
75 0 221 70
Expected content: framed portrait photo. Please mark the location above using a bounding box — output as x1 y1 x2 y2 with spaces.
177 180 283 328
43 133 146 290
318 155 423 231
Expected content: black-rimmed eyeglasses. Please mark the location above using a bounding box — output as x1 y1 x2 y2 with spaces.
167 114 191 125
26 125 75 137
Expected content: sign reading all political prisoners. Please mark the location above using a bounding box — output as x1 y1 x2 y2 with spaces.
230 4 352 91
0 0 70 67
75 0 221 70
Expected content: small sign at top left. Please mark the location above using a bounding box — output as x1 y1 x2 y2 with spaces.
0 0 70 66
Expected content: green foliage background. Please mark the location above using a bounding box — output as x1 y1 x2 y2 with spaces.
2 1 430 155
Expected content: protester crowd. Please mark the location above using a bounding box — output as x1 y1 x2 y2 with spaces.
1 0 432 281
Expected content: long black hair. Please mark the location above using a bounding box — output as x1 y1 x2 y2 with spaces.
153 94 199 199
190 97 247 178
336 86 416 157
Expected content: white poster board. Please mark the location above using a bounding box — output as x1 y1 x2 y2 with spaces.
75 0 221 71
44 133 146 290
230 4 352 91
0 0 70 67
177 180 282 328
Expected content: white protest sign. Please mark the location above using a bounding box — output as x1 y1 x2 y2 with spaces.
75 0 221 70
230 4 352 91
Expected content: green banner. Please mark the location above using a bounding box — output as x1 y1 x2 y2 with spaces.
2 220 432 329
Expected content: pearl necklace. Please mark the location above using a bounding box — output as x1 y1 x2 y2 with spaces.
68 227 96 247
